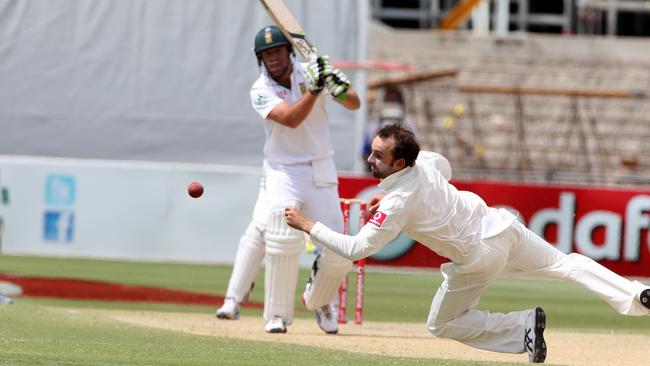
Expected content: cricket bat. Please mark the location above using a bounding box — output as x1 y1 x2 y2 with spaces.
258 0 317 61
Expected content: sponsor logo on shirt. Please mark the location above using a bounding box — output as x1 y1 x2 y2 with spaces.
368 211 387 227
253 94 268 106
276 89 289 98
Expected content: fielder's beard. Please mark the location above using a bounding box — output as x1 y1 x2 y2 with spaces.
369 165 382 179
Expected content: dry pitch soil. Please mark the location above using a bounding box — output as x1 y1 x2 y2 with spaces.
98 310 648 366
5 274 647 365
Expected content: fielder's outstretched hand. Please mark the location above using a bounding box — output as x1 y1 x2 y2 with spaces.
368 194 386 215
285 206 315 233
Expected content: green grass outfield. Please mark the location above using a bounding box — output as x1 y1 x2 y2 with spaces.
1 255 649 365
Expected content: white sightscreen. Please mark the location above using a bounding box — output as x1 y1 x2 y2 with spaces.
0 0 366 170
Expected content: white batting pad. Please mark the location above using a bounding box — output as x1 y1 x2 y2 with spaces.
225 222 266 304
263 210 304 324
303 246 352 310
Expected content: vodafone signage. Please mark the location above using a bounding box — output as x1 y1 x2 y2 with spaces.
339 176 650 277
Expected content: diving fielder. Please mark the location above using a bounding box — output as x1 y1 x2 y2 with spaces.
285 124 650 363
243 25 361 334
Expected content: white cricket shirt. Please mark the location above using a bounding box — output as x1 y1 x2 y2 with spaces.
310 151 517 263
250 58 334 165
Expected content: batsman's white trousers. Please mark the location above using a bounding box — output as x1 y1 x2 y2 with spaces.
264 161 343 231
427 220 649 354
263 161 350 313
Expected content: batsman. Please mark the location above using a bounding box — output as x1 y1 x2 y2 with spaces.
285 124 650 363
236 25 360 334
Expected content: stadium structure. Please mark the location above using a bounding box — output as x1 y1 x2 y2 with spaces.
366 0 650 185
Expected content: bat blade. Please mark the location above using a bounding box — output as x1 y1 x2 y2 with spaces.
259 0 317 61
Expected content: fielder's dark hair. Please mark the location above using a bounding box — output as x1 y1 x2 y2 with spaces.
377 123 420 167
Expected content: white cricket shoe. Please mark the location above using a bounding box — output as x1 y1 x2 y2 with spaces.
215 298 240 320
264 316 287 333
524 307 547 363
639 289 650 310
301 282 339 334
314 303 339 334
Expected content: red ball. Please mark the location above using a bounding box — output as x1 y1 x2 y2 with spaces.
188 181 204 198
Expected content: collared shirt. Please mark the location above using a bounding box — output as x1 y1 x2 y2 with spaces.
310 151 517 263
250 57 334 165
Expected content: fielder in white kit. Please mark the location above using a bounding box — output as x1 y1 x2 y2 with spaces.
285 124 650 363
233 25 361 334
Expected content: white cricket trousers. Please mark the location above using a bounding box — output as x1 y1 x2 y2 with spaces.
426 220 649 354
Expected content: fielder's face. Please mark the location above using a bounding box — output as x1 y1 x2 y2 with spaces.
260 46 291 79
367 136 404 179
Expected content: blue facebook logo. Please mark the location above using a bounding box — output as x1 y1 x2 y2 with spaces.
43 210 75 243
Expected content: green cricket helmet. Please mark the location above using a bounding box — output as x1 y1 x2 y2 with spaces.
254 25 292 62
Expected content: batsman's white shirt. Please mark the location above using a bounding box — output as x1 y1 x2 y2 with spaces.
310 151 517 263
251 58 334 166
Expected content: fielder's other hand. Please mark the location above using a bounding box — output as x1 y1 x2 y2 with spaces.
285 206 315 233
368 194 386 215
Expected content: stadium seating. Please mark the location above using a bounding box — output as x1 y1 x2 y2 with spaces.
366 28 650 185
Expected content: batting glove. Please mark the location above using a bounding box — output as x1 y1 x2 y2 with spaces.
318 55 333 78
305 59 324 94
325 69 351 100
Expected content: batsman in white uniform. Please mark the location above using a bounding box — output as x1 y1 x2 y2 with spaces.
232 25 361 334
286 124 650 363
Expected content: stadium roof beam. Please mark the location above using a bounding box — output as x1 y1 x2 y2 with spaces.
368 68 459 89
457 84 647 99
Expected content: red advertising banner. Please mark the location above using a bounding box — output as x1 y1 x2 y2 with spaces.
339 176 650 277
